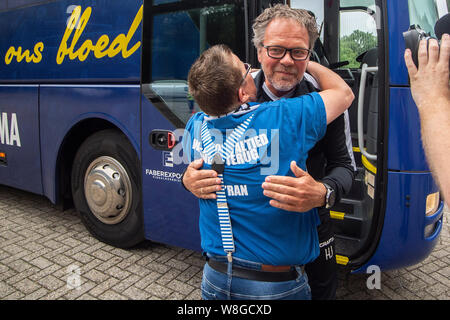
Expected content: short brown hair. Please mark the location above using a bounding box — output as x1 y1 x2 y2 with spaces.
188 45 242 116
252 4 319 49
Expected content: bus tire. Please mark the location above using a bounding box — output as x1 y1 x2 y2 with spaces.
71 129 144 248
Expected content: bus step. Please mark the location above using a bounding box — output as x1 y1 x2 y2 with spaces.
345 171 366 200
331 202 353 215
331 212 363 238
339 197 365 207
333 197 365 218
335 234 361 257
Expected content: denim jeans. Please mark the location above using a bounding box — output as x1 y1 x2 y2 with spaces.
201 254 311 300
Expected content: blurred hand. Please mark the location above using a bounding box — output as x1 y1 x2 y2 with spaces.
262 161 327 212
404 34 450 110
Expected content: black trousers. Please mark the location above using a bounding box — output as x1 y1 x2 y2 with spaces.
304 209 337 300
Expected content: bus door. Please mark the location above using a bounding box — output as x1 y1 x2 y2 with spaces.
332 0 383 269
140 0 284 250
354 0 446 271
290 0 384 268
291 0 446 271
0 5 42 195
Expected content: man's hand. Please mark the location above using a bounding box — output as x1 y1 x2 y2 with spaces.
183 159 222 199
262 161 327 212
404 34 450 203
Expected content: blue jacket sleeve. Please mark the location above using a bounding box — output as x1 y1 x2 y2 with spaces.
277 92 327 154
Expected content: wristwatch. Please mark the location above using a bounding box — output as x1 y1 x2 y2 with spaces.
322 183 336 209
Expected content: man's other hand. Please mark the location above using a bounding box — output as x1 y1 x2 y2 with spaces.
262 161 327 212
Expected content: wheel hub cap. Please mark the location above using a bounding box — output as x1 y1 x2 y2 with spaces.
84 156 132 225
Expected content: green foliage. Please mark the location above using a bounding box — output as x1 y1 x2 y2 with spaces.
340 30 377 68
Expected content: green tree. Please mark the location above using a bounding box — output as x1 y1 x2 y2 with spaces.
340 30 377 68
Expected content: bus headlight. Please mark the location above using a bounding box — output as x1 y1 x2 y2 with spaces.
425 192 440 216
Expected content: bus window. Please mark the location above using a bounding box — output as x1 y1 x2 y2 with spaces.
339 1 378 68
290 1 324 40
154 0 181 4
145 2 246 126
0 0 44 11
408 0 443 36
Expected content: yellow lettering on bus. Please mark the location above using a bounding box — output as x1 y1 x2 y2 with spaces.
33 42 44 63
123 5 143 58
4 42 44 65
94 35 110 58
57 5 142 64
4 47 16 64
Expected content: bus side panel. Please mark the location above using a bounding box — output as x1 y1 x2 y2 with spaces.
354 171 442 272
387 0 410 86
387 87 429 171
141 96 201 251
39 85 141 203
0 0 142 82
0 85 42 194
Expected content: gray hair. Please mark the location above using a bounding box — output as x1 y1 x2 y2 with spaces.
252 4 319 49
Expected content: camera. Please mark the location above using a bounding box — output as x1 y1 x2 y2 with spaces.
403 24 439 68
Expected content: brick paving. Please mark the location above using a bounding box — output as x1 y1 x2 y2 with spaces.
0 185 449 300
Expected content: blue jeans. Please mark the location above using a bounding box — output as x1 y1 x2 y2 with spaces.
201 254 311 300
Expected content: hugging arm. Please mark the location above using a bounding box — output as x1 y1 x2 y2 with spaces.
306 61 354 123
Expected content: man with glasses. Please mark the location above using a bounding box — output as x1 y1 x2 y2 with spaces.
182 5 356 300
184 44 354 300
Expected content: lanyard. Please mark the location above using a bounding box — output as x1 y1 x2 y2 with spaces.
200 114 254 261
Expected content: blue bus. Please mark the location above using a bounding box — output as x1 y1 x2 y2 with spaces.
0 0 446 273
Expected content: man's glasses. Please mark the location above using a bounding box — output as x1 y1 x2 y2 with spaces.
240 63 252 85
263 45 311 61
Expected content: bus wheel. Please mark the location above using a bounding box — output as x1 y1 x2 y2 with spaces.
71 129 144 248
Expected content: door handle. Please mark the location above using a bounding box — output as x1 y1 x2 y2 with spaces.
149 130 176 151
358 64 378 161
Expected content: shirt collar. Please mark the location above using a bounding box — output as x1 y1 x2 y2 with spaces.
204 103 261 121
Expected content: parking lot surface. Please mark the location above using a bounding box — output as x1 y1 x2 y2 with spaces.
0 185 449 300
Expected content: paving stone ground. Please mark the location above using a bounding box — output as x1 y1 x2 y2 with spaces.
0 185 449 300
